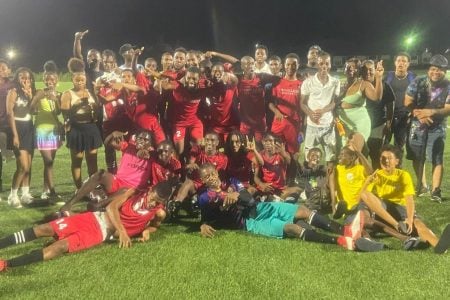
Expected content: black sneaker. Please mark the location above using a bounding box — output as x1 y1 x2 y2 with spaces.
166 200 181 220
403 237 421 251
435 224 450 254
333 201 347 219
355 237 384 252
416 186 429 197
431 188 442 203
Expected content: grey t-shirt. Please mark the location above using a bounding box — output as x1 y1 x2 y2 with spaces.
390 76 410 114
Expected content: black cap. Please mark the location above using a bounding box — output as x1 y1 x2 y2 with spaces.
119 43 134 55
429 54 448 69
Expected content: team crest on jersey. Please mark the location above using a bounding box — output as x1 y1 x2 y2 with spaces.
132 197 150 215
346 173 354 181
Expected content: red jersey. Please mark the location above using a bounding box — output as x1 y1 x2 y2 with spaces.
170 82 223 126
272 78 302 121
98 87 126 121
259 150 287 190
119 193 164 237
189 145 228 186
226 151 254 186
237 76 266 126
149 156 182 185
209 84 239 131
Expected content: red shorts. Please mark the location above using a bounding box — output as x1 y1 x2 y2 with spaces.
50 212 105 253
240 121 266 142
271 118 300 154
134 115 166 145
172 119 203 143
108 176 132 194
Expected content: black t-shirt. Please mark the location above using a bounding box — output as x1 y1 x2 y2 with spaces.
390 76 410 114
366 82 395 128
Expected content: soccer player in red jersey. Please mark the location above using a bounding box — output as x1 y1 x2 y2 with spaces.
169 132 228 215
269 53 302 155
0 181 173 271
149 141 182 186
155 66 224 156
204 64 240 143
253 132 299 199
237 56 281 142
224 131 263 189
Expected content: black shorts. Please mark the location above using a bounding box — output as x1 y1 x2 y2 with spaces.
8 120 34 154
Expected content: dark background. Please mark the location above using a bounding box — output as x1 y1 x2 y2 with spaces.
0 0 449 71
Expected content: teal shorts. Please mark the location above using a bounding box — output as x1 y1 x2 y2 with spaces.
245 202 299 238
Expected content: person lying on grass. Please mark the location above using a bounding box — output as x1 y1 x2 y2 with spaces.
360 144 450 254
0 181 172 272
197 163 383 252
59 129 154 213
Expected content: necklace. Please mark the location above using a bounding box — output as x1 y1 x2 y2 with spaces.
395 73 407 80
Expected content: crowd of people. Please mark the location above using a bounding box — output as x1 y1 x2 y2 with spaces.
1 30 450 271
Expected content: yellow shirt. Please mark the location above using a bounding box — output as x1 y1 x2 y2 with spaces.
336 164 366 210
369 169 415 206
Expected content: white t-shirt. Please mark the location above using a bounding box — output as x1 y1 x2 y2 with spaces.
254 62 272 74
301 73 341 127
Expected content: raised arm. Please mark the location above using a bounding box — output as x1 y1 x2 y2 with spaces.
364 60 384 101
73 30 88 60
205 51 239 64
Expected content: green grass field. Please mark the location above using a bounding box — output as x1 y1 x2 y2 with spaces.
0 81 449 299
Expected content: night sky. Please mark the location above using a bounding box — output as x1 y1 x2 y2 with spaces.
0 0 449 71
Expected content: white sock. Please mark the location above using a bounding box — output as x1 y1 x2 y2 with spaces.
10 188 18 197
21 186 30 196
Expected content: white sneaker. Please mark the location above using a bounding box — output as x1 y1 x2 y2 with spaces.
20 193 34 205
41 192 50 200
8 194 22 208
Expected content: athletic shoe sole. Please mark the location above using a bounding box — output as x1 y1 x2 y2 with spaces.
345 210 364 240
435 224 450 254
355 237 384 252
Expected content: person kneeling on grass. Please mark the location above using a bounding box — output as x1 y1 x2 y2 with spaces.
0 181 172 272
197 163 383 252
360 144 450 254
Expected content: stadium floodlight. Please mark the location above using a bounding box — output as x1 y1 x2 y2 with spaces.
6 49 16 60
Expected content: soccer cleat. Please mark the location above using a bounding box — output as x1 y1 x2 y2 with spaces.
403 237 421 251
20 193 34 205
343 210 364 240
397 221 408 234
435 224 450 254
431 188 442 203
0 260 7 272
8 194 22 208
333 201 347 219
355 237 385 252
337 236 355 250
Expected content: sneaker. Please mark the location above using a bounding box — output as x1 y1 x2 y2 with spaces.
435 224 450 254
20 193 34 205
403 237 421 251
48 192 63 205
166 200 181 220
431 188 442 203
333 201 347 219
337 236 355 250
417 186 429 197
355 237 385 252
343 210 364 240
7 194 22 208
0 260 8 272
40 192 50 200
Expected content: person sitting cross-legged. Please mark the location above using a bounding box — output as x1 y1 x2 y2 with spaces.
360 144 450 254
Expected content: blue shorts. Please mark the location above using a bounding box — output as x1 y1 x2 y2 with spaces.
245 202 299 238
407 124 445 165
